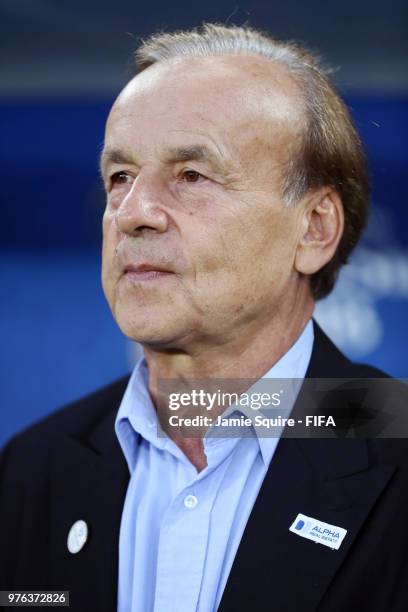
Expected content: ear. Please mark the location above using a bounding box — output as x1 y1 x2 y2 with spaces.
294 188 344 276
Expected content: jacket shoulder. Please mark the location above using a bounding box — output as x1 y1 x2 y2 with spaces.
0 375 130 477
311 320 391 379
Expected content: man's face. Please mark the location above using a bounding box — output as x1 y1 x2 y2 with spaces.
101 54 307 350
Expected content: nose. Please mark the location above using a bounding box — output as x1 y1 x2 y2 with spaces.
114 171 168 236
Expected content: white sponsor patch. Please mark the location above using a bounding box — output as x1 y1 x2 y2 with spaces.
289 513 347 550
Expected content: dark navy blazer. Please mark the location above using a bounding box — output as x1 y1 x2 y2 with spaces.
1 322 408 611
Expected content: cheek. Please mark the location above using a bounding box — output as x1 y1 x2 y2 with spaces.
182 223 235 283
256 203 299 252
215 207 298 285
101 215 118 291
102 208 115 240
101 217 111 265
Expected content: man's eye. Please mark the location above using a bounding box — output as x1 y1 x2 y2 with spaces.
180 169 205 183
110 171 131 185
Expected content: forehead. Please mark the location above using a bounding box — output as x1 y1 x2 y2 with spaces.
105 54 302 159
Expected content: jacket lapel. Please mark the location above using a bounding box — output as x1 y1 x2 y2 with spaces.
48 398 129 612
219 322 397 611
219 435 395 612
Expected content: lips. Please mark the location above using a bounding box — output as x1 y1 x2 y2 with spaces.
122 263 174 282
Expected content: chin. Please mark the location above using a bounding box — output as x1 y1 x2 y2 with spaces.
115 312 186 347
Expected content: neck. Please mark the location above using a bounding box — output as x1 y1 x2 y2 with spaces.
145 299 314 389
142 292 314 472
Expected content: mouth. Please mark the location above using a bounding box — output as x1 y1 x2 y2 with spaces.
122 263 175 282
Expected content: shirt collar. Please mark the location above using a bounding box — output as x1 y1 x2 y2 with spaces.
115 357 166 472
245 318 314 465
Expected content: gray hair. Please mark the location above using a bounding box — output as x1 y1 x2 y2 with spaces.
134 23 369 299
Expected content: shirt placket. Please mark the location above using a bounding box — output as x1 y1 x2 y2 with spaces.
153 440 236 612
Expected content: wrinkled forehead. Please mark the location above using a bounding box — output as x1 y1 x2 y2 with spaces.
105 54 303 158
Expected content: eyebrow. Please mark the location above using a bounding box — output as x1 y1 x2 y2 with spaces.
99 148 134 176
161 144 221 168
100 144 227 176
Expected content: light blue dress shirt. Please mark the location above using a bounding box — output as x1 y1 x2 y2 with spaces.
115 320 314 612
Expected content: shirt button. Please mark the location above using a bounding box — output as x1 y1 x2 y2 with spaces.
184 494 198 509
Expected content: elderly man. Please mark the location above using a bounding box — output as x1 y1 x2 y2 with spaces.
1 23 408 612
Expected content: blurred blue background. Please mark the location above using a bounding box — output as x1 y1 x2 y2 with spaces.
1 0 407 446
